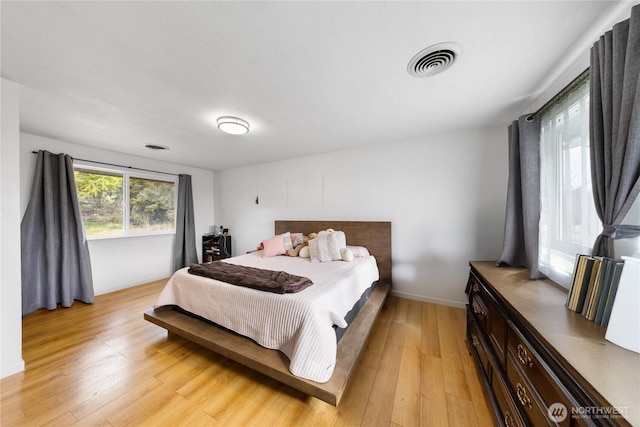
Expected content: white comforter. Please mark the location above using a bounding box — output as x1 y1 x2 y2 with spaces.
153 252 379 383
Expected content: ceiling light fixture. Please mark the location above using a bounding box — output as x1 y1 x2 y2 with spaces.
217 116 249 135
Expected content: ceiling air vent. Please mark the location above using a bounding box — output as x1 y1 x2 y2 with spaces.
407 42 462 78
144 144 169 151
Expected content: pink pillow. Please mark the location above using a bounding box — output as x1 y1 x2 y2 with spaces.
262 234 286 258
347 246 370 258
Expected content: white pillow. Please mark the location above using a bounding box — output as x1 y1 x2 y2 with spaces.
341 247 354 262
316 230 346 249
299 246 310 258
282 232 293 250
309 232 343 263
290 232 304 248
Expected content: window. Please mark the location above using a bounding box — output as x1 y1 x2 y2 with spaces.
538 72 601 286
74 166 177 239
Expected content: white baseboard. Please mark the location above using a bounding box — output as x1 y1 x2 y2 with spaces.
94 275 170 296
1 358 25 379
389 290 467 309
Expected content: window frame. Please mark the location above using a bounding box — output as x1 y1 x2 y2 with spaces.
538 71 601 287
74 162 178 240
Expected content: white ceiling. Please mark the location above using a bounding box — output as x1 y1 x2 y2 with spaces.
0 1 629 170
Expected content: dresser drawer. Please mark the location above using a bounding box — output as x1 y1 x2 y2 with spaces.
507 321 575 423
470 292 489 332
469 272 507 368
507 350 555 426
487 297 506 369
466 273 482 295
492 364 527 427
468 311 491 379
468 274 487 326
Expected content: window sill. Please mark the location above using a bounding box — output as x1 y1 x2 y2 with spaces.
87 231 176 241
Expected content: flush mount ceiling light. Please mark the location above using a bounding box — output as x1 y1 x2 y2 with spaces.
217 116 249 135
407 42 462 78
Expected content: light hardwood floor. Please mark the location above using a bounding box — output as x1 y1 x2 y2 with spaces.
1 279 493 427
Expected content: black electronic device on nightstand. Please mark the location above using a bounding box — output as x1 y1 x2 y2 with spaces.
202 234 232 262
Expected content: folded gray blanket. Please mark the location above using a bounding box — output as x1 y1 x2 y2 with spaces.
188 261 313 294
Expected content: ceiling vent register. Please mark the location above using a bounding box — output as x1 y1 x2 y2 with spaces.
144 144 170 150
407 42 462 78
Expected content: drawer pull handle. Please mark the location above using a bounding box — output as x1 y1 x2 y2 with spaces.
472 282 480 293
504 412 515 427
517 344 534 368
472 303 486 317
471 335 480 347
516 383 532 409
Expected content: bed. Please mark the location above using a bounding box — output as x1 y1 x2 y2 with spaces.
144 220 391 405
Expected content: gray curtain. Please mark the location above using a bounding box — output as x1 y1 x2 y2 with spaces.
590 4 640 257
497 114 542 279
21 150 94 315
173 174 198 272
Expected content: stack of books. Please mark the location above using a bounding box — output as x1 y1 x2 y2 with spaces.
565 254 625 327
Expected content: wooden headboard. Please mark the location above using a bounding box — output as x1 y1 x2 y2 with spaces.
275 220 392 285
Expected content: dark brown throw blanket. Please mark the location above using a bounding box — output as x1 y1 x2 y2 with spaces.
188 261 313 294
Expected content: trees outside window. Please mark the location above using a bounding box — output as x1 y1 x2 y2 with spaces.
74 167 176 238
129 177 175 233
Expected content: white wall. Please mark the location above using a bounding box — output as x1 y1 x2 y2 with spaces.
20 134 215 295
1 79 25 378
214 126 508 307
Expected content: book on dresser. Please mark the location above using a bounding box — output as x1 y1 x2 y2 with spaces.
581 257 602 317
566 255 596 312
600 262 625 327
565 254 625 326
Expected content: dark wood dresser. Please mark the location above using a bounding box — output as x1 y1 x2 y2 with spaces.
465 261 638 427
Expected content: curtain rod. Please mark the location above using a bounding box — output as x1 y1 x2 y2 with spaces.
530 67 590 118
31 150 180 177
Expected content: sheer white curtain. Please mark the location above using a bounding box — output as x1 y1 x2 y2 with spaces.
538 73 601 286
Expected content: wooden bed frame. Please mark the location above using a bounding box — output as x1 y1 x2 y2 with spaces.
144 220 392 406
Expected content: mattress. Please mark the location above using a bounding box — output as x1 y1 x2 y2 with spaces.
153 252 380 382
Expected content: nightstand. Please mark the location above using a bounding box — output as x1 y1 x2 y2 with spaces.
202 234 232 262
